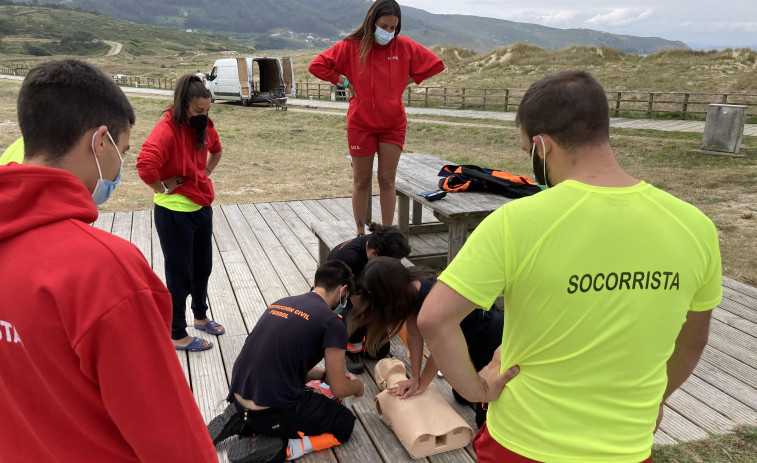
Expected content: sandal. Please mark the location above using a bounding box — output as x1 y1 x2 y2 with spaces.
175 336 213 352
194 320 225 336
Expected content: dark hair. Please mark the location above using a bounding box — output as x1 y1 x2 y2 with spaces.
515 70 609 150
169 74 211 149
346 0 402 67
314 260 354 293
18 60 135 162
348 257 436 356
366 223 411 259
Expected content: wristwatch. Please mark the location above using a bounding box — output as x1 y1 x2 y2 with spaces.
161 181 170 194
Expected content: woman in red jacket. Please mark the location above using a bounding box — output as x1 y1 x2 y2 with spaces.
309 0 444 236
137 75 224 352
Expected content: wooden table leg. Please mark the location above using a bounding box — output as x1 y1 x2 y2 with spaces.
412 200 422 225
398 193 410 237
447 221 468 264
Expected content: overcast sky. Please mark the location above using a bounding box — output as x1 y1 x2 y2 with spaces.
399 1 757 49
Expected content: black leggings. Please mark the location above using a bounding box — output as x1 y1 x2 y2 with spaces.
154 205 213 340
231 390 356 444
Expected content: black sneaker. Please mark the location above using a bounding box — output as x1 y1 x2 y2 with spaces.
345 351 365 374
227 435 287 463
208 402 243 445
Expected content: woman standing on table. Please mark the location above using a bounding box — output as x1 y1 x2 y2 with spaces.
309 0 444 236
137 75 225 352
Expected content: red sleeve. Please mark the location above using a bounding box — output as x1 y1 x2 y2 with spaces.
408 40 445 85
76 288 217 462
136 120 170 185
206 125 221 154
309 41 349 85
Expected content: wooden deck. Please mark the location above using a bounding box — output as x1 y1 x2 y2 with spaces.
93 197 757 462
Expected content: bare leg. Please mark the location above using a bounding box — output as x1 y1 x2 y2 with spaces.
376 143 402 226
351 154 375 235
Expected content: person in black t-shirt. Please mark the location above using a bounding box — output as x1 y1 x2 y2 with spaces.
327 222 411 374
207 261 365 463
348 257 503 429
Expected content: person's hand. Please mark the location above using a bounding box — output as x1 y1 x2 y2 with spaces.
352 377 365 398
387 377 424 399
161 175 185 193
478 346 519 403
654 402 665 433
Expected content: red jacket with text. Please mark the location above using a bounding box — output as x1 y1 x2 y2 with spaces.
0 163 217 462
309 36 444 132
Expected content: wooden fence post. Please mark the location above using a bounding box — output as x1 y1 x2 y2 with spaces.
482 88 487 110
443 87 448 107
721 94 728 104
406 87 411 106
504 88 510 112
615 92 622 117
424 87 429 107
647 93 655 118
682 93 689 120
461 88 466 108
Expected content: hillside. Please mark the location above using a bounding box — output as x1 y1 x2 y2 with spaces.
0 4 254 58
15 0 688 54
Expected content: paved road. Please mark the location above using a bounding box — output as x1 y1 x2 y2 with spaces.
2 75 754 136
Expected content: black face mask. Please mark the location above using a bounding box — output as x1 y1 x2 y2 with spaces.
189 114 208 131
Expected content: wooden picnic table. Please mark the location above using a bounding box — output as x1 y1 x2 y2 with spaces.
384 152 514 264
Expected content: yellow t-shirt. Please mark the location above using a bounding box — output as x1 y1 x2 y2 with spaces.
439 180 722 463
0 138 24 165
153 192 202 212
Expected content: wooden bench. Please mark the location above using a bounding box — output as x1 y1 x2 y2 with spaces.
311 220 413 268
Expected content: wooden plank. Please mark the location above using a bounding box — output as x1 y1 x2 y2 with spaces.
712 304 757 337
110 210 132 241
92 211 115 232
222 204 289 304
708 320 757 369
255 202 318 288
207 237 247 338
680 373 757 425
317 198 353 223
658 405 709 441
665 388 732 434
693 358 757 411
653 429 676 445
700 345 757 389
724 276 757 299
129 209 152 263
720 287 757 324
271 201 321 261
301 198 341 222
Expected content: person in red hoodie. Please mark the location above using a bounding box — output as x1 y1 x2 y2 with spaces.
309 0 444 236
0 60 217 462
137 75 224 351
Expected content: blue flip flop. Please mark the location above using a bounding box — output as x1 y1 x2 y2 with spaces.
194 320 226 336
175 336 213 352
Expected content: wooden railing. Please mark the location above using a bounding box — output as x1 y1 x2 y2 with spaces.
296 80 757 120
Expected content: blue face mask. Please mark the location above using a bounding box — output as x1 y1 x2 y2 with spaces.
374 26 395 46
334 291 348 315
91 131 123 206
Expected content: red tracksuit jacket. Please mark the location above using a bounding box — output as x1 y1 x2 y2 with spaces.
0 163 217 462
309 36 445 132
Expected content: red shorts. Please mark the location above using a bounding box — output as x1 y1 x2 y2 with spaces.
347 126 406 157
473 423 653 463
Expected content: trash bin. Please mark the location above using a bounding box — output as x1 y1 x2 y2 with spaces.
701 104 748 154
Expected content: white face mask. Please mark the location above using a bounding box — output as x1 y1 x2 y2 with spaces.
374 26 395 45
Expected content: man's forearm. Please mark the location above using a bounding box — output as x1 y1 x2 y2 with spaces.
662 310 712 401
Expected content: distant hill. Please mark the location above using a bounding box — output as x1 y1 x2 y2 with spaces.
13 0 688 54
0 4 253 57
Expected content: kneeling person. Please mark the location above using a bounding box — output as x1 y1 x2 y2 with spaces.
208 261 365 462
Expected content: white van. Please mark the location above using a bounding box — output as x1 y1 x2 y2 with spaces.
205 57 295 106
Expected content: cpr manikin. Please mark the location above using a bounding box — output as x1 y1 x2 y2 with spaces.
373 358 473 458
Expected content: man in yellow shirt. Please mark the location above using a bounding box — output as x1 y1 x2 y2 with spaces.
0 138 24 165
418 70 721 463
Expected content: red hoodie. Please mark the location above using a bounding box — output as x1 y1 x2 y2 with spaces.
309 36 444 132
137 110 222 207
0 163 217 462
